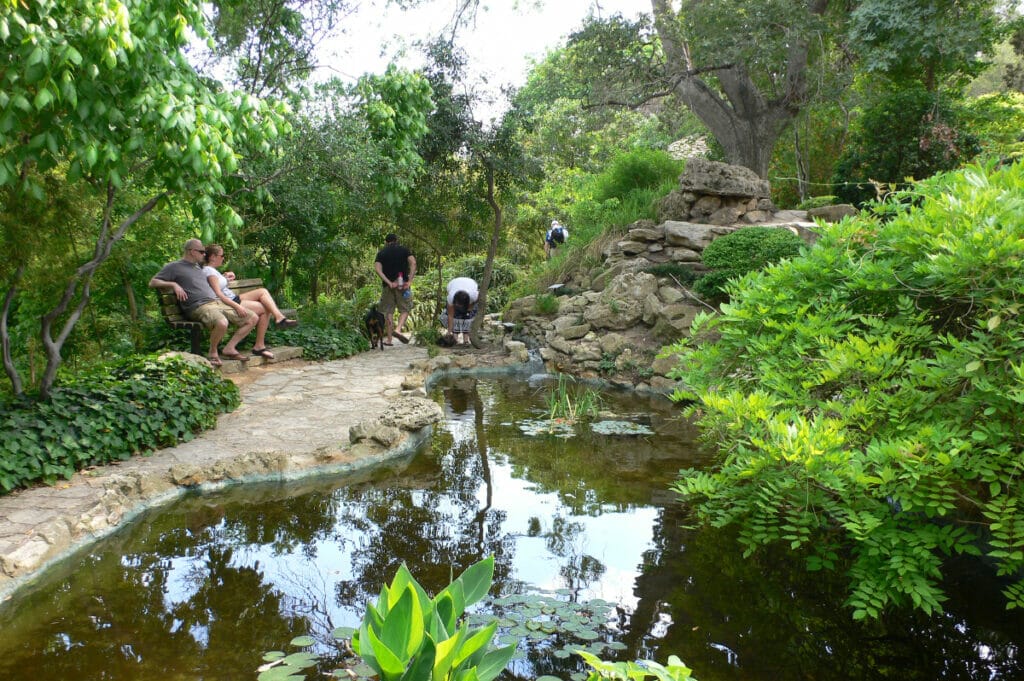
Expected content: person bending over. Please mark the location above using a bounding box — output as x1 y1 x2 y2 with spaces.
440 276 479 345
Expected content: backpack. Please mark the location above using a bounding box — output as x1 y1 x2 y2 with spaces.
550 226 565 244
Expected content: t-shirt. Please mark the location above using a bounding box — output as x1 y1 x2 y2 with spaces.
374 244 413 283
446 277 479 306
202 265 232 300
154 259 216 314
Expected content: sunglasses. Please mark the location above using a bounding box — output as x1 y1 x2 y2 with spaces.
191 248 207 254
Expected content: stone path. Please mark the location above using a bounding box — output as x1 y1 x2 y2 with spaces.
0 342 440 601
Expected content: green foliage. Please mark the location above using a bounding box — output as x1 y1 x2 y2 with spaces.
665 161 1024 617
796 195 839 210
545 374 602 426
0 354 238 492
692 227 805 301
961 92 1024 162
643 263 699 287
350 555 515 681
534 294 560 315
576 650 695 681
832 87 981 205
591 149 684 203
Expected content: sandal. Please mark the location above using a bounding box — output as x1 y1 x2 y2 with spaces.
393 332 409 344
252 347 275 359
382 340 394 346
207 356 223 367
221 350 250 361
276 318 299 329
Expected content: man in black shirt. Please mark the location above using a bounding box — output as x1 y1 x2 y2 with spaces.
373 233 416 345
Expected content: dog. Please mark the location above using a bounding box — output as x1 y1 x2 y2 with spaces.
364 307 387 351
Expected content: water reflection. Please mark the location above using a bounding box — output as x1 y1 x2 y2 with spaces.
0 376 1020 680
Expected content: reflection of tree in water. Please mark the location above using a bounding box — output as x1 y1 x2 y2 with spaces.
614 504 1024 681
331 376 514 604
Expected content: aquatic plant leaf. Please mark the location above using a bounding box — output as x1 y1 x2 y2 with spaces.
473 644 517 681
289 636 315 647
333 627 356 640
262 651 285 661
257 667 305 681
537 675 564 681
381 585 424 661
455 555 496 606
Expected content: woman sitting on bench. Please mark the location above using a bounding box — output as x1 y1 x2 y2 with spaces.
203 244 298 359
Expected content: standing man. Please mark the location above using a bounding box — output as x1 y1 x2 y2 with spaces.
149 238 258 366
373 233 416 345
544 219 569 259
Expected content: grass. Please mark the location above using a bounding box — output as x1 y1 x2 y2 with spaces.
545 373 602 430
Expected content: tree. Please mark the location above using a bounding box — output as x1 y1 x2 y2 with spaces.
0 0 288 398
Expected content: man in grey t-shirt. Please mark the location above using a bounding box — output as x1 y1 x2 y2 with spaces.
149 238 257 366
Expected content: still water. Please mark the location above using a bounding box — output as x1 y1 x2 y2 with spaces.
0 375 1021 680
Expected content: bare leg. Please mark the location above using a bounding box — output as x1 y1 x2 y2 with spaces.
208 318 229 359
395 310 410 336
243 301 269 348
223 313 257 355
240 288 287 322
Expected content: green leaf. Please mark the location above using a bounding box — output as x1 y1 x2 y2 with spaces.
381 585 424 662
455 556 495 607
289 635 315 647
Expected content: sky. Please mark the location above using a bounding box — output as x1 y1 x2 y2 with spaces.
316 0 648 119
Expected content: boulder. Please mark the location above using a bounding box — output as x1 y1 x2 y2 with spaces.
808 204 859 223
663 221 732 251
679 157 770 198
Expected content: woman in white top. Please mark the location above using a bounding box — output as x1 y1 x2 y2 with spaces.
203 244 297 359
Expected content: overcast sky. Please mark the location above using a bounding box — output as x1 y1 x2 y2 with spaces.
316 0 648 119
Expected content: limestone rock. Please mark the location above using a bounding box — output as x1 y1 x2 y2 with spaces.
379 396 445 432
808 204 859 223
679 157 770 198
663 221 732 251
656 190 692 222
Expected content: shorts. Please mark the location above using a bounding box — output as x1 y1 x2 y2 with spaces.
379 286 412 316
189 301 248 328
439 308 476 333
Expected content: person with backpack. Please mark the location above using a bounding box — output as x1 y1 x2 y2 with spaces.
544 219 569 259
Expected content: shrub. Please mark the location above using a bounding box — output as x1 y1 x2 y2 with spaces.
0 354 239 492
534 293 560 315
692 227 805 301
832 88 980 205
797 195 838 210
665 161 1024 617
591 148 684 203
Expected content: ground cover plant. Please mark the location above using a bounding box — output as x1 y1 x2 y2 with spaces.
665 160 1024 617
691 226 806 302
0 354 239 492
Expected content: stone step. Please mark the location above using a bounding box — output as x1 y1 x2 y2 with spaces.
219 346 303 374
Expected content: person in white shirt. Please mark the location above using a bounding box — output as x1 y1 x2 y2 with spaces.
544 219 569 259
440 276 479 345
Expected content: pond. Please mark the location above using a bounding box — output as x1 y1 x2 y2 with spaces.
0 375 1021 680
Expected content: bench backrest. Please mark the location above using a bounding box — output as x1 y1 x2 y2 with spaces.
157 278 265 327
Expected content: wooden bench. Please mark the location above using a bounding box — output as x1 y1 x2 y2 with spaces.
157 278 294 355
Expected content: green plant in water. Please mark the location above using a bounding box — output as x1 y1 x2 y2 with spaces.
350 555 514 681
575 650 696 681
545 374 602 428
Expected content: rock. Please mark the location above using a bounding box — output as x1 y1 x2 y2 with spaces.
692 195 722 214
708 206 744 225
666 247 702 262
679 157 770 198
561 324 591 340
628 225 666 242
504 340 529 363
663 221 732 251
599 333 630 355
742 210 772 223
618 240 648 256
652 353 681 376
658 286 686 304
378 397 444 431
808 204 859 223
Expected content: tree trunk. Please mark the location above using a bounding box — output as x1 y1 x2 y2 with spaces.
1 265 25 396
37 186 163 399
469 163 501 348
651 0 828 178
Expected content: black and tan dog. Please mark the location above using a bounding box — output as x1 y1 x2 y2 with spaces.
364 307 387 350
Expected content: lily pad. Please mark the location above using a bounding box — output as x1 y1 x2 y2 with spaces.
263 651 286 662
590 420 655 436
289 635 315 647
331 627 356 640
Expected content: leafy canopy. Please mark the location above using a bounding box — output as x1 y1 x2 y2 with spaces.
666 160 1024 618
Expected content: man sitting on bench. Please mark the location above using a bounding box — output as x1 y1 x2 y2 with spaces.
149 238 258 366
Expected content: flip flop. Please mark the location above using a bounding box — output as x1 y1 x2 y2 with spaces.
382 340 394 346
393 332 409 344
252 347 275 359
276 318 299 328
221 350 250 361
207 356 223 367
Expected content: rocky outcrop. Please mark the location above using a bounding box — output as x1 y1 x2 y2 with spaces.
504 160 830 394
